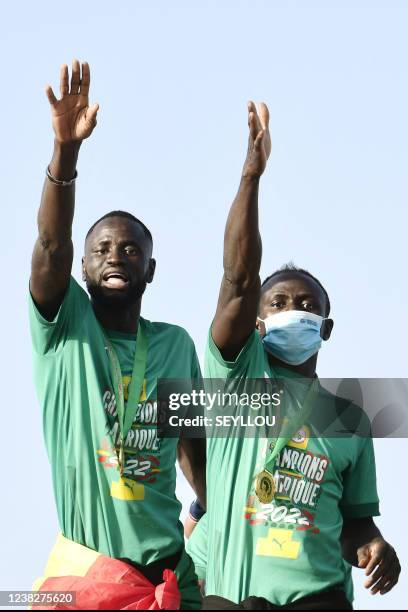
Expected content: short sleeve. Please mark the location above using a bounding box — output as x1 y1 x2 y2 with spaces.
190 341 202 380
340 437 380 519
186 513 208 581
29 276 89 355
205 328 261 378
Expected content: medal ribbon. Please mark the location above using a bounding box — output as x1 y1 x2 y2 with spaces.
103 319 149 475
263 377 319 475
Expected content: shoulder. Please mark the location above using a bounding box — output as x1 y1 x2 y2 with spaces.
144 319 196 346
205 327 265 376
316 383 372 439
29 276 91 355
68 276 91 303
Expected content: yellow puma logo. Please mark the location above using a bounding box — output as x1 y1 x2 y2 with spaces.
111 477 145 501
256 528 301 559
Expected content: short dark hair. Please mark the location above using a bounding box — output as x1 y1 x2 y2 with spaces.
86 210 153 246
261 262 331 316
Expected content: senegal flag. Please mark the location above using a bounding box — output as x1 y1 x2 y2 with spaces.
31 534 184 610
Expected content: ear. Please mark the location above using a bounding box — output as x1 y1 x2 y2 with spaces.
146 258 156 284
82 256 87 282
321 318 334 341
256 317 266 337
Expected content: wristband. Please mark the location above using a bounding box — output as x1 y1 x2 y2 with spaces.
46 166 78 186
189 499 206 523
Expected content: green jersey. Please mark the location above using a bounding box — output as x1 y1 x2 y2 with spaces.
204 330 379 605
29 277 201 567
186 513 208 581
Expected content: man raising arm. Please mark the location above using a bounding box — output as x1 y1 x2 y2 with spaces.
202 103 400 609
30 61 204 611
31 60 97 320
211 101 270 362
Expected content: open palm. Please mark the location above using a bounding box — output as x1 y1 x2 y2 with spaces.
243 101 271 178
46 60 99 143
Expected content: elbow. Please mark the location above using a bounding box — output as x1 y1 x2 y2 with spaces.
223 271 261 294
36 234 73 258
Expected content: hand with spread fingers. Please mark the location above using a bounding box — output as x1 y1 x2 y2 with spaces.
45 59 99 144
242 101 271 179
357 537 401 595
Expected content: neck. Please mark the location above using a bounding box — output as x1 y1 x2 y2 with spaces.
267 353 318 378
92 299 142 334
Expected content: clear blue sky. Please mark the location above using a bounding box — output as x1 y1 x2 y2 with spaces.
1 1 407 609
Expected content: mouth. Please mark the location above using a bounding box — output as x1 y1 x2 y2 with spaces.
102 271 130 290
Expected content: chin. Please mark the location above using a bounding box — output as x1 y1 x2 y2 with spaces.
87 282 147 308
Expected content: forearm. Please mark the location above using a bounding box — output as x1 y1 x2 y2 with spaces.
177 439 206 510
37 140 80 248
31 140 80 317
223 175 262 289
212 103 270 358
341 518 382 566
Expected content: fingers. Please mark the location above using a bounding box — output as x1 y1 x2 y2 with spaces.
357 544 370 568
60 64 69 97
362 543 401 596
254 129 265 152
45 85 58 106
56 60 90 100
371 560 400 595
364 552 382 576
247 100 257 117
247 100 262 139
248 111 259 143
364 548 394 589
258 102 270 130
70 59 81 95
379 577 399 595
80 61 90 96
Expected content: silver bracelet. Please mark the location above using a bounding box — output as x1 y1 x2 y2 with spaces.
46 166 78 186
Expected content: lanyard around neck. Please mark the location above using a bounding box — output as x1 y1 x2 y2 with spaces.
103 319 149 475
255 376 319 504
264 376 318 472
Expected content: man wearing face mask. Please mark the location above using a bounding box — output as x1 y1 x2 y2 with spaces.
29 61 205 610
200 101 400 610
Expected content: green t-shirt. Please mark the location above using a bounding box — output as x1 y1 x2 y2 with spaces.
29 277 201 566
204 330 379 606
186 513 208 581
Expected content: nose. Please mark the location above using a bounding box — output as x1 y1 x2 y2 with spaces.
282 300 297 312
106 246 125 265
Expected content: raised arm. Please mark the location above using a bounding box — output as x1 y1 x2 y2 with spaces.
30 60 99 320
211 102 271 360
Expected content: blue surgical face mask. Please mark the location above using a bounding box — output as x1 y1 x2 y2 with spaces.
259 310 326 366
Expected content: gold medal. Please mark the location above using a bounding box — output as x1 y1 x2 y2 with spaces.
255 470 276 504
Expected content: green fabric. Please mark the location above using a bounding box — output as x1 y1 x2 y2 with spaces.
186 513 208 581
29 277 202 594
204 329 379 606
174 548 202 609
186 513 353 603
